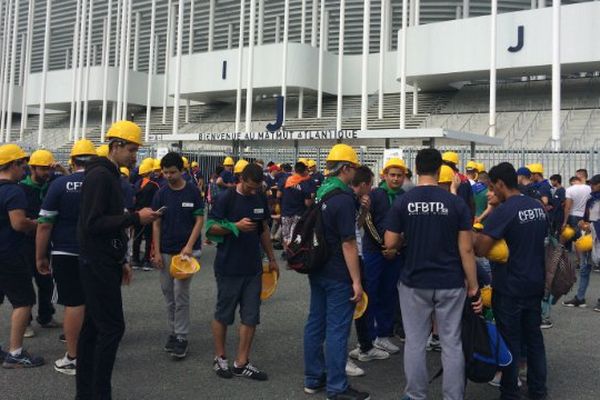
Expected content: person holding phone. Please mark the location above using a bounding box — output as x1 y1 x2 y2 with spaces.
152 152 204 360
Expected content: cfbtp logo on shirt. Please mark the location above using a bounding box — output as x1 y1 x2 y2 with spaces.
66 181 83 192
407 202 449 216
518 208 546 223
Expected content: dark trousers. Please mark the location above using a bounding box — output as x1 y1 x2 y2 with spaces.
22 241 55 324
493 293 548 400
76 258 126 400
355 258 374 352
132 224 152 264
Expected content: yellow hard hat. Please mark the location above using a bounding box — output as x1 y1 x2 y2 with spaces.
442 151 460 165
119 167 130 177
481 286 492 308
383 158 407 173
575 234 593 252
182 156 190 169
106 120 143 145
71 139 97 158
326 144 359 165
261 263 278 300
223 156 234 166
153 159 161 171
139 159 155 175
488 239 509 263
307 159 317 168
354 292 369 320
527 163 544 175
29 149 55 167
465 160 479 172
169 255 200 280
438 165 455 184
477 162 486 173
191 161 199 168
560 226 576 242
234 159 249 174
472 222 484 231
0 144 28 166
298 158 309 166
96 144 109 158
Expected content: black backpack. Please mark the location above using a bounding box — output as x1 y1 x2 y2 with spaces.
286 189 343 274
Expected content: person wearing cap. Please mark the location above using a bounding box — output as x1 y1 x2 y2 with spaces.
35 139 96 375
132 158 161 271
152 152 205 360
384 148 480 400
19 150 61 336
76 120 160 400
517 167 542 201
303 144 369 400
442 151 475 217
216 157 236 192
0 144 44 369
475 162 548 400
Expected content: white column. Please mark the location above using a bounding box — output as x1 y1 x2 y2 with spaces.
234 0 245 133
531 0 536 9
316 0 324 118
65 48 69 68
463 0 470 19
551 0 560 150
311 0 318 47
144 0 156 142
539 0 547 8
323 11 329 51
18 34 24 87
378 0 386 120
5 0 20 142
0 0 12 142
153 34 159 74
245 0 256 133
207 0 214 51
412 0 420 116
38 0 51 146
114 0 120 67
409 0 415 26
101 0 112 142
227 23 233 49
387 0 393 51
82 0 93 138
455 5 461 20
298 0 306 119
186 0 195 124
74 0 88 140
20 0 34 136
489 0 497 137
336 0 345 132
133 11 140 71
93 44 98 65
399 0 407 129
68 0 81 140
275 16 281 43
415 0 420 26
257 0 264 45
122 0 132 120
116 0 127 122
173 0 184 135
281 0 289 127
162 0 173 124
360 0 370 131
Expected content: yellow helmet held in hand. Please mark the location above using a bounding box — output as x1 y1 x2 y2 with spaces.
383 158 407 173
442 151 460 165
170 255 201 280
106 120 143 145
223 156 234 166
326 144 359 165
527 163 544 175
0 144 28 166
354 292 369 320
71 139 97 158
472 222 484 232
575 234 593 252
560 226 576 242
488 239 509 263
119 167 130 177
465 160 479 172
96 144 109 158
29 150 55 167
234 159 249 174
481 286 493 308
261 263 278 300
438 165 455 184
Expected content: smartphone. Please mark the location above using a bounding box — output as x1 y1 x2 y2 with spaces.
156 206 168 215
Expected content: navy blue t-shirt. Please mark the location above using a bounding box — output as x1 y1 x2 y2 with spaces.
219 170 235 186
482 195 548 298
121 178 135 211
276 172 291 191
457 180 474 217
209 189 269 276
386 186 471 289
39 172 85 255
311 172 325 188
363 187 403 253
0 182 27 257
535 180 552 203
281 178 314 217
314 189 357 283
152 182 204 254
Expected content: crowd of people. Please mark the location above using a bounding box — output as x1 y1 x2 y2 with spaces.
1 119 599 400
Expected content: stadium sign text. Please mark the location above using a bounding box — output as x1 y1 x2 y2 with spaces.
195 129 359 141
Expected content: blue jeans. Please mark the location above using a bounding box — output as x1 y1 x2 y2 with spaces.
304 275 354 396
493 293 547 400
576 256 592 300
362 252 401 340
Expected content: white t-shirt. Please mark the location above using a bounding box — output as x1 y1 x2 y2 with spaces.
566 184 591 217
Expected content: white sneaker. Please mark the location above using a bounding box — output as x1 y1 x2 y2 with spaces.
54 353 77 376
358 347 390 362
345 359 365 377
488 372 502 387
348 345 361 360
373 337 400 354
426 334 441 352
24 325 35 338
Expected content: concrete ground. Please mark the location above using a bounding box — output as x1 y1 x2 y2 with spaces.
2 244 600 400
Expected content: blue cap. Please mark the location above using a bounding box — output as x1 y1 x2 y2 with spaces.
516 167 531 178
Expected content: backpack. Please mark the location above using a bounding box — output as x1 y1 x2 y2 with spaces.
286 189 344 274
545 236 576 303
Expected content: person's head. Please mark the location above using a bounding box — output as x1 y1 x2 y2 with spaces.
442 151 460 172
307 159 317 174
160 152 184 186
255 159 265 168
478 171 490 186
238 163 264 196
223 156 234 172
527 163 544 182
281 163 292 173
71 156 89 171
438 165 455 192
106 121 142 168
0 144 28 181
268 164 280 176
28 149 56 184
465 161 479 180
325 144 359 185
576 169 588 182
569 176 581 186
382 159 406 190
294 161 308 176
549 174 562 187
215 165 224 177
516 167 532 186
350 166 374 197
488 162 519 202
486 185 501 207
590 175 600 193
415 148 443 180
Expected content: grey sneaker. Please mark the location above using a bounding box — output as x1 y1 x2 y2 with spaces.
170 337 188 359
24 325 35 338
562 297 586 308
540 319 553 329
213 356 233 379
54 353 77 376
163 335 177 352
2 350 45 369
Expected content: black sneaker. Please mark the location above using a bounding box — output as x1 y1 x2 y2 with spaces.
213 356 233 379
170 337 188 359
540 319 553 329
164 335 177 353
304 381 326 395
327 386 370 400
562 297 587 308
594 299 600 312
59 334 66 343
0 346 7 362
131 262 141 270
273 242 283 250
232 361 268 381
2 350 45 369
142 261 153 271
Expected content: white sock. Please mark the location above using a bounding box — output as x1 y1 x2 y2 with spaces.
9 348 23 357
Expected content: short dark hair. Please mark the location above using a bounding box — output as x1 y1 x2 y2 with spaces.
550 174 562 184
71 156 91 168
415 149 442 176
569 176 579 184
405 168 413 180
241 163 264 184
160 152 184 171
215 165 224 175
488 162 518 189
351 165 374 186
281 163 292 173
576 169 588 179
294 162 308 174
